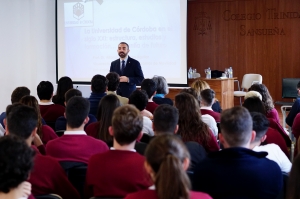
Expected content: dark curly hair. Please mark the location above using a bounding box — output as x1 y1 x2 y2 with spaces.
248 84 274 113
0 135 35 193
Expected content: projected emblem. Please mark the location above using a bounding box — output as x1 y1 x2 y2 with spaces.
194 12 212 36
73 3 84 20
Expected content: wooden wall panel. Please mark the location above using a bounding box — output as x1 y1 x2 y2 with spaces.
187 0 300 102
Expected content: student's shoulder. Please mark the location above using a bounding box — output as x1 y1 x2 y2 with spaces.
190 191 213 199
125 189 156 199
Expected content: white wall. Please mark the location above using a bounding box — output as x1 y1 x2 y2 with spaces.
0 0 56 111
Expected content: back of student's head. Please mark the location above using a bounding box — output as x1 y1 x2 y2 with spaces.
200 89 215 106
152 76 169 95
37 81 54 100
220 106 253 147
91 74 108 93
251 112 270 142
153 104 179 134
56 76 73 98
11 87 30 104
129 90 148 111
242 97 266 115
106 72 120 91
65 89 82 103
141 79 157 99
0 135 35 193
244 91 262 100
112 105 143 145
145 134 191 199
190 79 210 98
6 104 38 140
66 96 90 128
96 94 121 142
19 96 43 138
180 88 201 103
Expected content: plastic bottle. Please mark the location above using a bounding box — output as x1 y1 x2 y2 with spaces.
206 67 211 79
188 67 193 79
229 66 233 78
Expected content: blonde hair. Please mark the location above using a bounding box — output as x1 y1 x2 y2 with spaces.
190 80 210 98
244 91 262 101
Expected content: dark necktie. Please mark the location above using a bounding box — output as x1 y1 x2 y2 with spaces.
121 60 125 75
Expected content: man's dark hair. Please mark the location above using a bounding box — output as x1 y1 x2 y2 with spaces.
200 89 215 106
129 90 148 111
220 106 253 147
37 81 54 100
112 105 143 145
6 104 38 139
66 96 90 128
119 42 129 49
106 72 120 91
91 74 108 93
0 135 35 193
180 88 201 103
251 112 270 142
153 104 179 134
65 89 82 103
141 79 157 99
242 97 265 115
11 87 30 104
297 81 300 89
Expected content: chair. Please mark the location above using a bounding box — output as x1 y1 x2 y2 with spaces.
234 74 263 105
35 194 62 199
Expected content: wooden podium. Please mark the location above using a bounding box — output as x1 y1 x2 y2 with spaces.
166 78 235 110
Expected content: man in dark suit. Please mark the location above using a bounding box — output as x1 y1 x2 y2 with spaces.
109 42 144 98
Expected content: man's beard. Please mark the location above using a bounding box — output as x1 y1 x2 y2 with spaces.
119 52 127 58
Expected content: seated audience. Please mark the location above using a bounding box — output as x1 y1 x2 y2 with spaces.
129 90 154 136
135 104 207 171
243 97 290 157
250 112 292 173
106 72 129 105
85 105 152 198
292 113 300 156
88 74 108 116
190 79 222 112
20 95 58 145
55 89 96 132
141 79 159 114
180 88 218 136
152 75 173 106
5 104 80 199
200 89 220 122
52 76 73 106
0 86 30 129
85 94 121 147
249 83 280 123
287 154 300 199
0 135 35 199
37 81 65 128
175 92 219 153
46 96 109 164
193 106 283 199
125 134 212 199
286 81 300 127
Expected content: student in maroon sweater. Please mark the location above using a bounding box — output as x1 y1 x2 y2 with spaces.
37 81 65 126
141 79 159 114
125 134 212 199
85 105 152 198
46 96 109 164
5 104 80 199
200 89 221 122
0 135 35 199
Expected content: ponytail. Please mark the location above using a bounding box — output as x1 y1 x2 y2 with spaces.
155 154 190 199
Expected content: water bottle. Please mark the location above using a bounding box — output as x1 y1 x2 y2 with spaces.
188 67 193 79
229 66 233 78
206 67 211 79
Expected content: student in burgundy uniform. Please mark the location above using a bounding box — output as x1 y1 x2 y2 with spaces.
125 134 212 199
200 89 221 122
46 96 109 164
5 104 80 199
141 79 159 114
37 81 65 126
85 105 152 198
0 135 35 199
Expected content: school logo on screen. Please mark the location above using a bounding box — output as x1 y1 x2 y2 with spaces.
64 1 94 27
194 12 212 36
73 3 84 20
